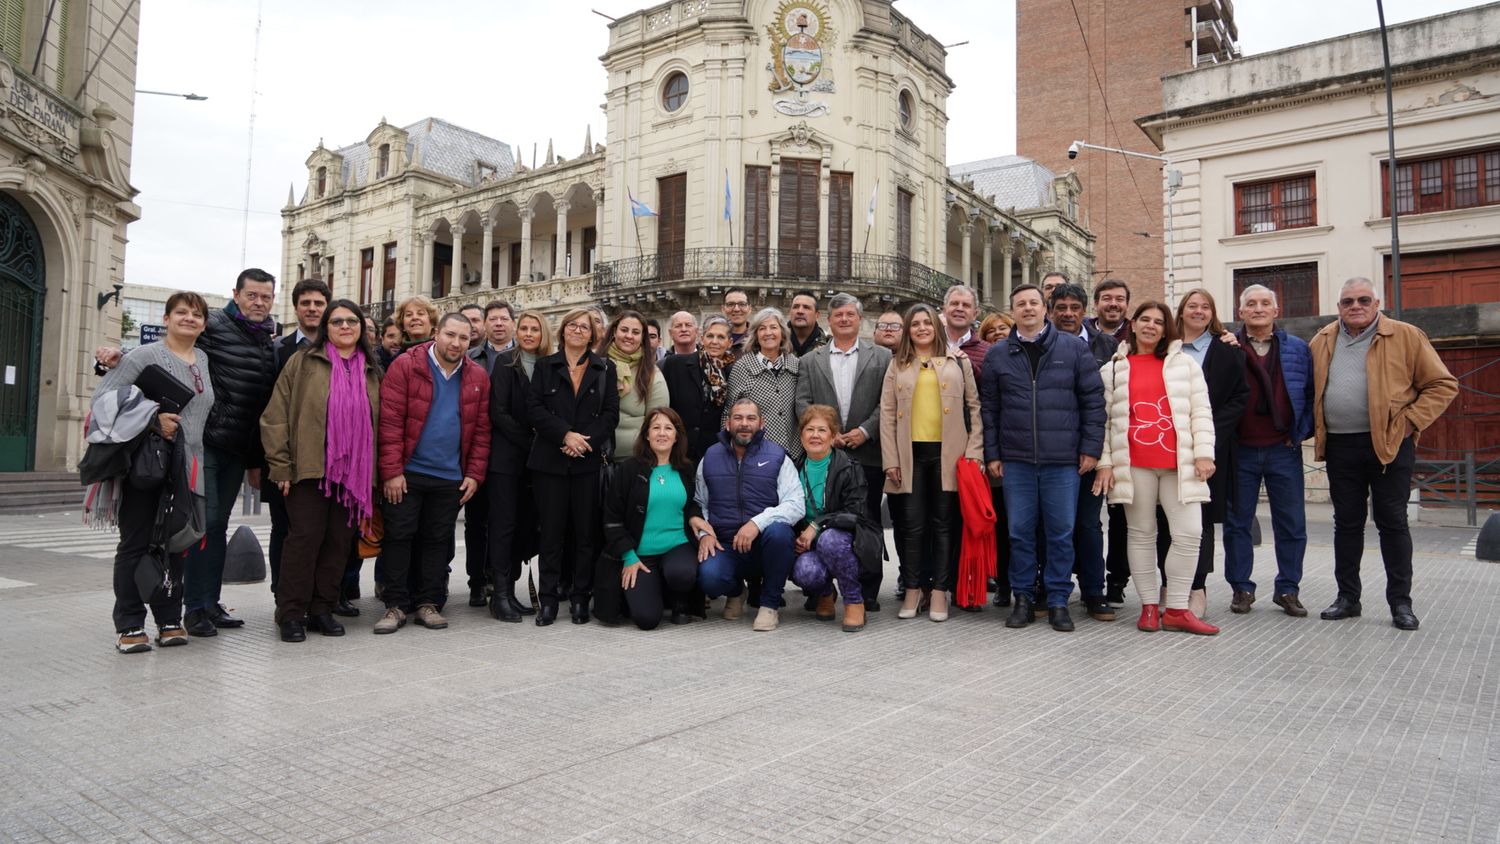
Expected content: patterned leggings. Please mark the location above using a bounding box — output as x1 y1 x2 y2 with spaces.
790 528 864 604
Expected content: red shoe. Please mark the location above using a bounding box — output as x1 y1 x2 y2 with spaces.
1137 604 1160 632
1162 608 1220 636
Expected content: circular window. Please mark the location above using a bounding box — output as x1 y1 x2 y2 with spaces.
898 90 914 131
662 72 689 113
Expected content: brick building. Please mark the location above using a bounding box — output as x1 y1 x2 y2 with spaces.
1016 0 1238 300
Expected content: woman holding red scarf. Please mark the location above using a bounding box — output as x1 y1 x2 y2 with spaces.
261 299 382 643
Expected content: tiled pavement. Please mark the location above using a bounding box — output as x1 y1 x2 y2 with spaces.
0 505 1495 843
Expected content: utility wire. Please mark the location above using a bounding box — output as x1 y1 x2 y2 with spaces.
1066 0 1156 223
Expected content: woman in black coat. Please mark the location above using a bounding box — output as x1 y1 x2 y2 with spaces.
660 316 736 462
526 307 620 626
485 310 551 622
599 407 705 630
790 405 885 632
1162 289 1249 617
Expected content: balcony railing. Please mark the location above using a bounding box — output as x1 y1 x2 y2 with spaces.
593 248 961 303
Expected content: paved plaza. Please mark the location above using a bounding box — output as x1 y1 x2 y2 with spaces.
0 503 1494 843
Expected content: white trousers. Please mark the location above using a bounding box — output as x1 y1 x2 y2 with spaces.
1123 468 1202 610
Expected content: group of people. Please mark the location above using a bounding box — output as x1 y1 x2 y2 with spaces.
94 265 1458 653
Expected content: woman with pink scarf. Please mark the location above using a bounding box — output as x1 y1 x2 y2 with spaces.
261 299 382 643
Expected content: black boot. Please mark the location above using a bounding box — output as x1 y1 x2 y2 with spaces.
489 589 522 622
669 599 691 625
536 597 558 627
1005 595 1033 628
306 613 345 636
1048 605 1075 632
570 599 591 625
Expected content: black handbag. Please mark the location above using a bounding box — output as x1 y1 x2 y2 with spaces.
128 429 171 491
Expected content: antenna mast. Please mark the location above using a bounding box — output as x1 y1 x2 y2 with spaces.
239 0 264 266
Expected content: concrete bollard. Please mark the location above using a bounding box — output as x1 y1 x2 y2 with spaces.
1479 512 1500 563
222 524 267 583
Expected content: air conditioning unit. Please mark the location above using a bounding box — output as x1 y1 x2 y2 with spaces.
1250 221 1276 234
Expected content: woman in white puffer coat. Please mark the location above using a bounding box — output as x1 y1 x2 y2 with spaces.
1092 301 1220 636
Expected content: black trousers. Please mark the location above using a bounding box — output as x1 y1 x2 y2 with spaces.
859 463 886 601
379 472 463 609
1326 433 1416 607
623 543 699 630
990 483 1010 593
111 485 184 632
534 471 599 603
463 481 489 593
898 442 954 590
1105 504 1129 590
263 474 288 593
275 481 357 622
486 470 539 592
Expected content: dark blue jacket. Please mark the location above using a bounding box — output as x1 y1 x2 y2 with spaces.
700 429 786 539
1275 327 1316 444
979 321 1106 465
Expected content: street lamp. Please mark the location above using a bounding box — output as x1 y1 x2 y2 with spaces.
136 89 208 101
1068 140 1182 306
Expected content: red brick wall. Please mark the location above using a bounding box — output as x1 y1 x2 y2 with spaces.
1017 0 1190 301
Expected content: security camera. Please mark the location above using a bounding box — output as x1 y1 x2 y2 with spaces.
1067 141 1081 160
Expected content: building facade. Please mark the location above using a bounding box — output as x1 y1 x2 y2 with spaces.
120 283 226 350
1017 0 1238 300
0 0 139 472
280 0 1094 329
1138 3 1500 500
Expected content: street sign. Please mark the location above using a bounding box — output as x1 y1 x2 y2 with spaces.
139 323 166 344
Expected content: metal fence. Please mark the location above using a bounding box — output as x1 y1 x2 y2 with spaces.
594 248 962 303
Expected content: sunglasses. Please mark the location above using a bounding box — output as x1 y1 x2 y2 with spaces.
328 317 362 328
1338 296 1375 308
189 364 204 394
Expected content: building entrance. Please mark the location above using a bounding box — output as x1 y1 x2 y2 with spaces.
0 192 45 472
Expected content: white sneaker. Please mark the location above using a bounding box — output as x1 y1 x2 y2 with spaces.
723 595 745 620
752 606 779 632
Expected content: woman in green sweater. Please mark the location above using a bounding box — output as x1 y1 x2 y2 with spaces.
600 310 670 459
601 407 704 629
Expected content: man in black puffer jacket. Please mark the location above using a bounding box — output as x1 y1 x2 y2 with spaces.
181 268 280 637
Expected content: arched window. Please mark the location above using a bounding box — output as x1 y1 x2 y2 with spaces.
897 90 914 132
316 166 327 198
662 72 689 113
377 144 391 178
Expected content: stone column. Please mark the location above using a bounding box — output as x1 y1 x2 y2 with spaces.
449 224 466 295
519 209 534 284
554 200 571 279
1019 246 1032 290
480 215 494 288
981 227 993 305
959 219 973 286
419 233 435 299
1000 240 1014 304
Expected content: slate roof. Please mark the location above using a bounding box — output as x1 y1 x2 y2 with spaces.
335 117 515 188
948 155 1056 211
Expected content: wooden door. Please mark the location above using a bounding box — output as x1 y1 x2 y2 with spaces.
657 174 687 281
745 166 770 276
778 158 820 279
896 188 913 284
829 171 852 281
381 243 396 309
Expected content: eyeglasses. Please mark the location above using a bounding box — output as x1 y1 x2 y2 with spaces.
328 317 361 328
724 301 749 309
1339 296 1375 308
876 322 902 331
564 322 592 333
189 364 204 394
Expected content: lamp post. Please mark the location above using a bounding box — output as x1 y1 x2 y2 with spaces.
1068 140 1181 306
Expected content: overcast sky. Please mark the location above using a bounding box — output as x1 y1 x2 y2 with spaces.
127 0 1479 297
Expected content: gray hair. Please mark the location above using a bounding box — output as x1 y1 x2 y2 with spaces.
828 292 862 316
1238 283 1278 308
943 284 979 308
1341 277 1377 297
701 315 731 333
747 306 793 356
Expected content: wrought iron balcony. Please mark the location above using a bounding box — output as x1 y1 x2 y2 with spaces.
593 248 962 303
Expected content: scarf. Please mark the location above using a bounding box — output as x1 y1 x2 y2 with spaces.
320 344 375 526
700 350 729 408
519 350 538 380
1237 328 1291 432
223 300 276 339
608 344 643 400
955 458 997 609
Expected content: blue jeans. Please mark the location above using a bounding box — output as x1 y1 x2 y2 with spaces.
698 522 797 609
1223 442 1306 596
1004 462 1080 607
184 446 247 612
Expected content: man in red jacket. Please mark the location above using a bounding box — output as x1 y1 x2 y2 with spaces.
373 314 492 634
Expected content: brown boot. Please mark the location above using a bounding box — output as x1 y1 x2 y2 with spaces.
842 602 866 632
815 594 836 620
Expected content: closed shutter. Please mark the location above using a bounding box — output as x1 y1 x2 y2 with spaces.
745 166 770 276
778 158 820 279
897 188 913 284
657 174 687 281
0 0 22 64
829 171 852 280
381 243 397 307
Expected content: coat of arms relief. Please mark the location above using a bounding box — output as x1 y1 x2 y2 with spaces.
766 0 835 117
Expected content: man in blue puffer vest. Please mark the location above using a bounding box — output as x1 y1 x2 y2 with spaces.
695 398 805 632
1223 284 1316 617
